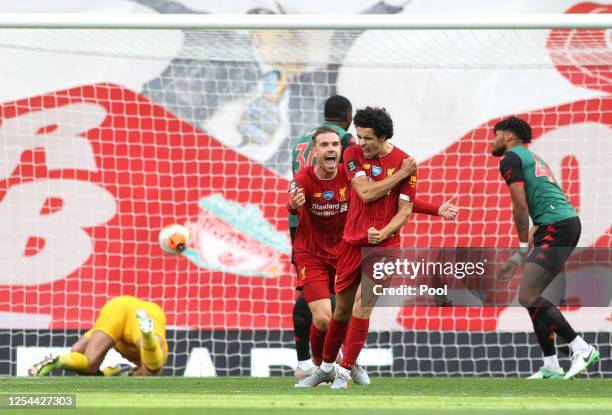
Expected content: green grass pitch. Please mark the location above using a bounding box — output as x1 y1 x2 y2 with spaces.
0 377 611 415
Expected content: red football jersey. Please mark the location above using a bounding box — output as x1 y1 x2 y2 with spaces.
291 165 350 261
342 145 417 246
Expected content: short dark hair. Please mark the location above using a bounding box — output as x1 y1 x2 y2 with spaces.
312 126 340 145
324 95 352 121
493 116 532 143
353 106 394 139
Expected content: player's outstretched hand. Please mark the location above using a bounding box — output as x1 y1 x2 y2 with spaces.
438 194 460 220
368 227 384 245
496 260 517 284
399 157 417 178
290 188 306 210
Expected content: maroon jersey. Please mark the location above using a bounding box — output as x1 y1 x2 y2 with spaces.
291 165 350 261
342 145 417 246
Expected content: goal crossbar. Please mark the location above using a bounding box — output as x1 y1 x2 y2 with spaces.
0 13 610 30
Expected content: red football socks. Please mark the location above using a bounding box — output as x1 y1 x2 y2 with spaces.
341 316 370 370
309 323 327 366
322 318 349 363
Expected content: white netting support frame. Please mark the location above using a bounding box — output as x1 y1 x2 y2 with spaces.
0 14 610 377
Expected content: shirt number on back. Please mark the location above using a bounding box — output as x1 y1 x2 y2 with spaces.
295 142 315 171
534 154 556 184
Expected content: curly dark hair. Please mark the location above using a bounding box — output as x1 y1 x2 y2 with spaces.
493 116 532 143
353 106 394 140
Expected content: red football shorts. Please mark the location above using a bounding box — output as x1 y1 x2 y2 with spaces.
334 241 363 294
334 239 403 294
295 254 336 303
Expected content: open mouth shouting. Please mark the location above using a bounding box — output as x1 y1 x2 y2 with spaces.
324 153 338 169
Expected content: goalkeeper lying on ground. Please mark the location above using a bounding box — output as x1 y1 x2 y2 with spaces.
29 296 168 377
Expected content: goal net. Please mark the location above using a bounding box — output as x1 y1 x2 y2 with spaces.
0 16 610 377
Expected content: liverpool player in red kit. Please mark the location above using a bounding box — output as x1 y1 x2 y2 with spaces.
297 107 418 389
290 127 419 385
289 127 352 373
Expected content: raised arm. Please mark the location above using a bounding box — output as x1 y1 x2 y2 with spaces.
350 157 416 203
412 195 460 220
287 175 307 215
367 199 413 245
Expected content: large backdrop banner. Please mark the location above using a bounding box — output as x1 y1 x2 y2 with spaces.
0 0 610 336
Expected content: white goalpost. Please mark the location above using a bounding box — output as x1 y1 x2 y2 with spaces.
0 13 610 377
